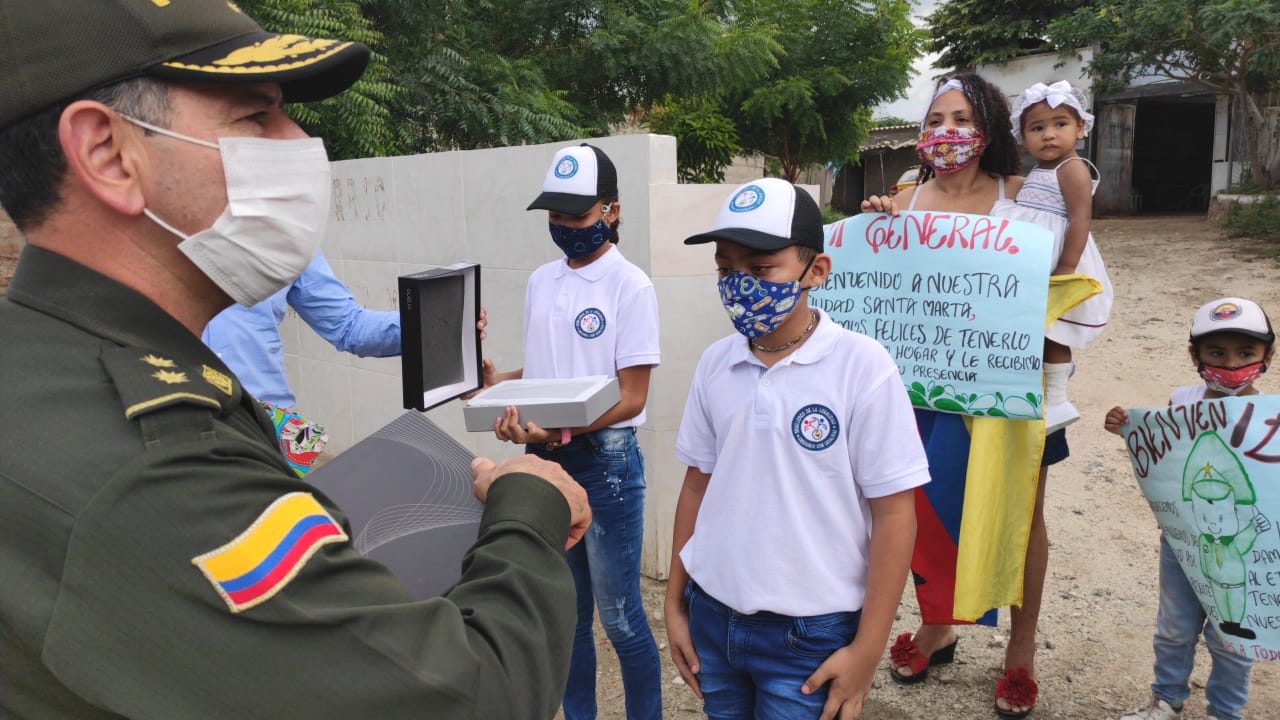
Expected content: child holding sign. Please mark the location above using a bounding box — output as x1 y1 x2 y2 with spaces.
1104 297 1273 720
1000 81 1114 433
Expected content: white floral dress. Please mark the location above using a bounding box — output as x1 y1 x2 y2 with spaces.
992 157 1114 348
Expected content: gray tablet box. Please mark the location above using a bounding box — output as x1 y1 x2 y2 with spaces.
462 376 620 432
306 412 481 600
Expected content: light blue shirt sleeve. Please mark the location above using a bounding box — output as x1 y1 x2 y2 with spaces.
202 251 400 408
286 251 401 358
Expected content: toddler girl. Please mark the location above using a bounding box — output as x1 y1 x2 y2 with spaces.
997 80 1114 432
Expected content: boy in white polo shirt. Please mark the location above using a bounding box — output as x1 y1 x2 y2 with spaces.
665 178 930 719
484 144 663 720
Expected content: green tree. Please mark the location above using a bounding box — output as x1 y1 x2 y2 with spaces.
720 0 923 182
369 0 780 152
925 0 1094 70
1049 0 1280 189
238 0 405 159
648 95 741 183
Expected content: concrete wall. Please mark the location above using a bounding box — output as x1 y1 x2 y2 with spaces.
286 133 814 578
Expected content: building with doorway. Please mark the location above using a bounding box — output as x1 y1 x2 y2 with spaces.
977 48 1244 216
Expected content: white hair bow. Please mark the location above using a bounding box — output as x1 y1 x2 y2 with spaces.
1010 81 1095 144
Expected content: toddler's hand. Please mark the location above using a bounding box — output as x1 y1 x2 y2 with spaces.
1103 406 1128 435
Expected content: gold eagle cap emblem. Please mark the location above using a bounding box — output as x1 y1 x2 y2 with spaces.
213 35 337 67
153 370 189 385
202 365 234 396
141 354 177 368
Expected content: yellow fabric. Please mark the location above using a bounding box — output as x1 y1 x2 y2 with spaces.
952 274 1102 620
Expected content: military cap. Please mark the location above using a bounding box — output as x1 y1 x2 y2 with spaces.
0 0 371 129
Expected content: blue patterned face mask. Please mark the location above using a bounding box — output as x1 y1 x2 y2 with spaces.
549 219 611 259
717 260 813 339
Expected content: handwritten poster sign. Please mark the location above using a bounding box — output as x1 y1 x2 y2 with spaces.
812 212 1053 418
1122 396 1280 662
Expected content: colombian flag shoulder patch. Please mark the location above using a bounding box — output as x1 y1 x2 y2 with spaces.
193 492 347 613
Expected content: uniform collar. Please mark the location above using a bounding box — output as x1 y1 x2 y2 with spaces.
7 245 248 413
726 306 839 369
552 243 619 281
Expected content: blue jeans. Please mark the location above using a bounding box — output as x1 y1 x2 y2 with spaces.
686 582 861 720
1151 536 1252 720
531 428 662 720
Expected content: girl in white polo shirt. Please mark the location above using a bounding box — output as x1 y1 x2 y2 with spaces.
666 178 931 719
485 144 662 720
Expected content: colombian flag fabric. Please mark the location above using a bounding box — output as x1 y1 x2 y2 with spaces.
914 274 1101 624
193 492 347 613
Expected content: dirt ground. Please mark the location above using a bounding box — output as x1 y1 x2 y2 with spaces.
582 216 1280 719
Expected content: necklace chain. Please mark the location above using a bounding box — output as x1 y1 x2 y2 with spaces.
751 310 818 353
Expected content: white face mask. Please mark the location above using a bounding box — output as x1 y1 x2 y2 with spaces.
123 116 331 306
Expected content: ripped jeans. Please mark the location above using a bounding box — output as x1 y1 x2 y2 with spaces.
531 427 662 719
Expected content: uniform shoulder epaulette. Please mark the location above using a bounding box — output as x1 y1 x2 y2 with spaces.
101 347 235 420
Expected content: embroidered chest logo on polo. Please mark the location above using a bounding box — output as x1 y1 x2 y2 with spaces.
791 404 839 451
575 308 607 339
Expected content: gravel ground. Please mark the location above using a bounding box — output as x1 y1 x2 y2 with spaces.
579 216 1280 719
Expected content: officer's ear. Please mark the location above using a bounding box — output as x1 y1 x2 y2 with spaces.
58 101 147 217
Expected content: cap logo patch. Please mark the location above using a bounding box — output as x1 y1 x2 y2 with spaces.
791 404 839 451
729 185 765 213
555 156 580 179
1212 303 1242 321
575 308 606 339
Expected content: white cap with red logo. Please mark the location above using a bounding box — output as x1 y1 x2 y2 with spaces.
1190 297 1274 344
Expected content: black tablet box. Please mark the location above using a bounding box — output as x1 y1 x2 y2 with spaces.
398 263 481 411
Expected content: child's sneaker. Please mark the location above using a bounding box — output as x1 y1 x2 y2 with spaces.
1119 697 1181 720
1045 400 1080 434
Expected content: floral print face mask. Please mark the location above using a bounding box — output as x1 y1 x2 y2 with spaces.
916 126 986 175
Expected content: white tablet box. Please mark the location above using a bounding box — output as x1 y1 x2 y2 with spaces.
461 376 620 432
398 263 482 411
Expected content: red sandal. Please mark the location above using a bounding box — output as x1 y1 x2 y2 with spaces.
994 667 1038 718
888 632 958 684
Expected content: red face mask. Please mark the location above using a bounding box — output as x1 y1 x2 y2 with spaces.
1198 361 1266 395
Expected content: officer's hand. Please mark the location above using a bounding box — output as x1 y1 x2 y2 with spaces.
471 455 591 549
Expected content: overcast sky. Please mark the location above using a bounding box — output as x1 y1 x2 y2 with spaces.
873 0 942 122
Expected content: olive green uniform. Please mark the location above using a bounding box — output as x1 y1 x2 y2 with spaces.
0 246 577 718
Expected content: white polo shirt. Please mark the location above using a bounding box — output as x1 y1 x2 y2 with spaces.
676 308 930 615
523 245 661 428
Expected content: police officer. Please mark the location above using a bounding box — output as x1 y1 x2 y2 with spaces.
0 1 589 717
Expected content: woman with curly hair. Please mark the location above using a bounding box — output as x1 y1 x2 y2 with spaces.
864 72 1057 719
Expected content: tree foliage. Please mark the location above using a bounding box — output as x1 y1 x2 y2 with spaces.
1048 0 1280 188
368 0 780 152
718 0 922 182
237 0 404 160
648 95 741 183
238 0 916 180
925 0 1093 70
